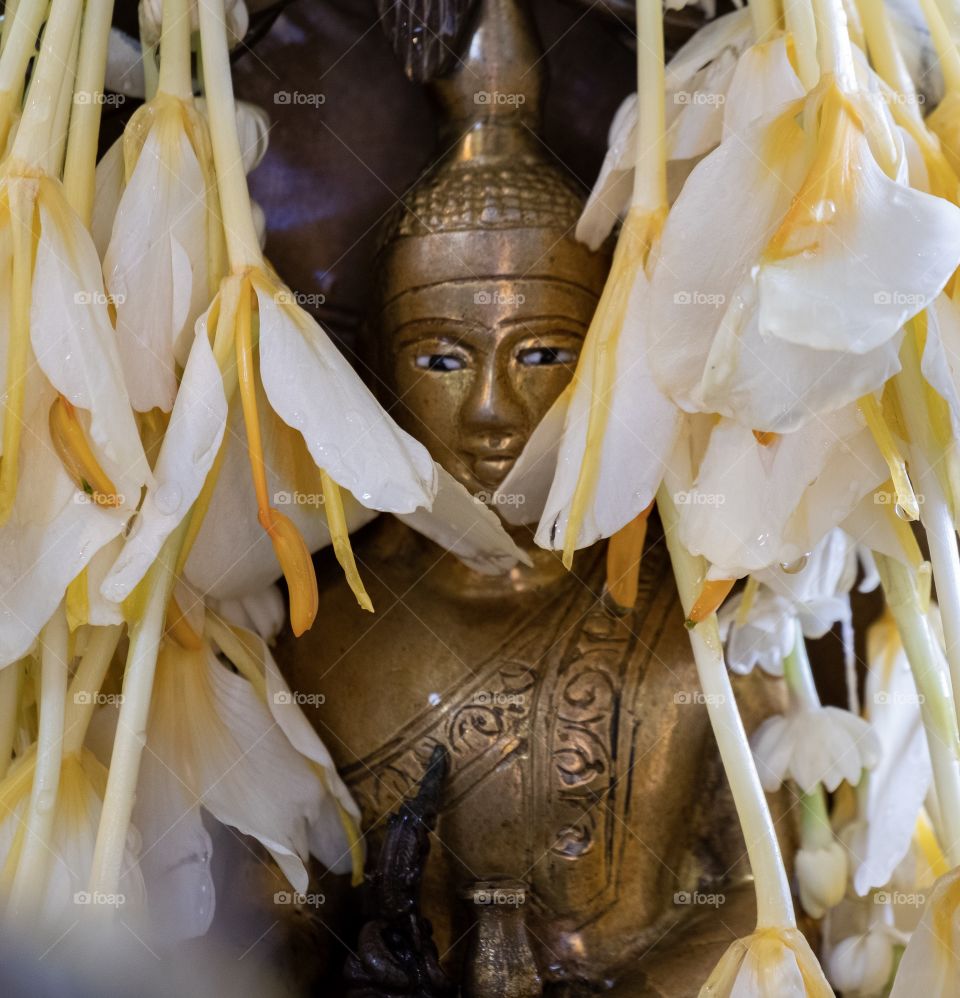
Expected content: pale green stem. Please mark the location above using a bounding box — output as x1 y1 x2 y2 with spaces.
157 0 192 99
632 0 666 215
63 625 122 756
750 0 781 41
898 330 960 732
800 787 834 849
11 0 81 168
88 525 186 897
876 552 960 865
62 0 115 224
139 2 159 100
810 0 858 88
197 0 262 270
782 621 821 710
0 660 22 781
856 0 921 117
7 605 68 921
784 0 820 90
658 486 795 929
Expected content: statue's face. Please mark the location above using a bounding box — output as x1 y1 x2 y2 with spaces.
383 277 597 495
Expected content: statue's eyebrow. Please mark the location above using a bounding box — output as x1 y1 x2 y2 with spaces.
392 317 479 348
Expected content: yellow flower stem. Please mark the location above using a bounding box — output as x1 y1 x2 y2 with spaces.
62 625 121 756
320 470 373 612
896 325 960 731
88 524 187 898
0 660 22 781
855 0 920 116
0 182 37 525
62 0 115 225
810 0 857 88
876 552 960 864
196 0 262 270
7 604 68 921
750 0 781 40
0 0 48 149
920 0 960 95
658 485 795 929
784 0 820 91
157 0 192 100
10 0 81 168
632 0 667 215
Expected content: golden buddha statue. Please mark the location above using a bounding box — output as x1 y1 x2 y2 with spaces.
280 1 790 993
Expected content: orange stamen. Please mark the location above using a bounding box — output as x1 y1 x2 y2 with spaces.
753 430 778 446
49 396 123 507
235 278 318 636
605 503 654 609
687 578 736 626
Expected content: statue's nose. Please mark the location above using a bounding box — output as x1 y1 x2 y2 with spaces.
460 358 525 450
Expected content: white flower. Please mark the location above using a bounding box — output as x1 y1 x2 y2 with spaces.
0 750 144 932
827 931 896 995
889 867 960 995
647 77 960 431
718 589 796 675
675 407 887 579
101 95 217 412
796 839 848 918
92 618 360 946
751 705 880 793
852 612 933 894
701 926 833 996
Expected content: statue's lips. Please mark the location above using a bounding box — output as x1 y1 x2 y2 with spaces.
467 452 518 488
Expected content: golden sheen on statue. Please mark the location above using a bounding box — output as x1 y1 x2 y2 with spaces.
278 2 790 993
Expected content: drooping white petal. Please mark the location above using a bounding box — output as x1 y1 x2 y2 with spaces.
30 184 151 501
148 640 327 893
91 137 124 259
105 121 209 411
664 8 752 91
889 868 960 995
678 408 886 578
494 385 571 525
719 36 805 142
921 294 960 439
397 467 529 574
666 47 738 161
576 96 636 250
209 584 286 643
0 382 126 667
254 277 436 515
532 271 680 551
102 320 226 602
757 123 960 355
853 615 932 895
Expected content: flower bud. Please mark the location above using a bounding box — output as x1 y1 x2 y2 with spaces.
827 932 894 995
796 839 848 918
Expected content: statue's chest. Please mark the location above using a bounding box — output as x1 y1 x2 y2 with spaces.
341 542 703 928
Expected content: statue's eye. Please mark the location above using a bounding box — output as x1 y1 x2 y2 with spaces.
517 346 577 367
415 353 465 372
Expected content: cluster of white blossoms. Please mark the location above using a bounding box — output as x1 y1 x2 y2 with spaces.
0 0 528 951
499 0 960 990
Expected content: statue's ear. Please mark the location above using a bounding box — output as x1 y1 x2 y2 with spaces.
377 0 481 83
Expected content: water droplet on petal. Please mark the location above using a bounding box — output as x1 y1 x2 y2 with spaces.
154 482 182 515
780 554 809 574
895 502 910 520
811 199 837 222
